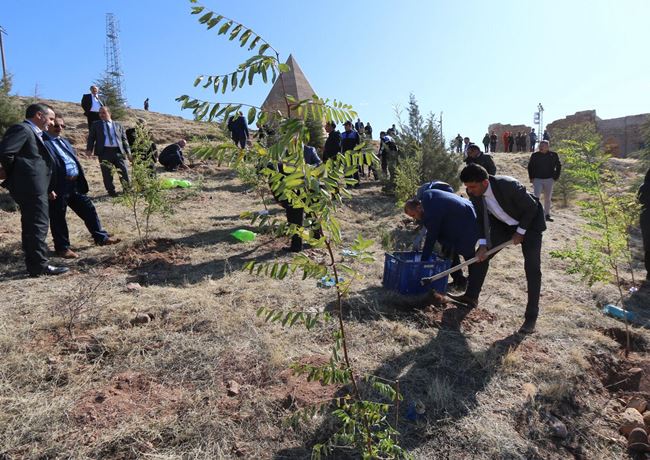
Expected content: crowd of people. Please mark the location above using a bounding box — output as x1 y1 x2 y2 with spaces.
0 85 197 277
456 129 550 154
2 88 648 325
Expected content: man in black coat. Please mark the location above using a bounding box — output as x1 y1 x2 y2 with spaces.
527 140 562 221
80 85 104 131
159 140 189 171
86 106 131 196
465 144 497 175
489 131 498 153
43 114 120 258
322 121 341 162
451 163 546 334
0 103 68 277
227 112 249 148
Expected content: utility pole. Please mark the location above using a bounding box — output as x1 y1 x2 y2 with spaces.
537 102 544 136
0 26 8 85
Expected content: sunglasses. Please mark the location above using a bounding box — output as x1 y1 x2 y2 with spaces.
54 124 66 129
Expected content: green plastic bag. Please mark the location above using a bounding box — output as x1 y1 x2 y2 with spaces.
161 178 192 189
231 229 256 242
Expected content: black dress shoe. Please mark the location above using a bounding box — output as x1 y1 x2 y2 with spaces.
30 265 70 278
545 215 554 222
446 292 478 309
518 319 537 334
108 191 119 197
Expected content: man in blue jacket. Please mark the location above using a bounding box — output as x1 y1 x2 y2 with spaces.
44 114 120 258
404 189 479 291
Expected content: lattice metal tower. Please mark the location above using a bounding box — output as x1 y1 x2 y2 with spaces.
105 13 126 103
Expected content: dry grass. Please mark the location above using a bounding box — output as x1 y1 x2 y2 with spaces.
0 146 648 459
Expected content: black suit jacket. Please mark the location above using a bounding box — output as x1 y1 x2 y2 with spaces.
87 119 131 157
0 121 54 196
43 134 89 195
470 175 546 242
81 93 104 116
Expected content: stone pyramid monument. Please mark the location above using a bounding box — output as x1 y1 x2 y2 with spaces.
261 54 317 117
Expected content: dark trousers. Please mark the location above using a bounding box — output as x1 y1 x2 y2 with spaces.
98 147 130 194
285 205 304 252
86 112 101 131
11 192 50 275
49 181 109 251
233 137 247 149
160 153 183 171
489 141 497 153
641 210 650 279
466 214 544 321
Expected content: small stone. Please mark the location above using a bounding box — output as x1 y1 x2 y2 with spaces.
627 397 647 414
643 411 650 428
130 313 151 326
126 282 142 292
226 380 240 396
550 419 568 439
46 356 59 365
94 393 106 403
620 408 645 436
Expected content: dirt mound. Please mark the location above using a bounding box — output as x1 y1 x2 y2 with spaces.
107 238 190 271
71 372 184 431
418 304 497 332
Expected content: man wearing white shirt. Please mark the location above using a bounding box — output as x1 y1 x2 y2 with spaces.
81 85 104 131
450 163 546 334
86 106 131 196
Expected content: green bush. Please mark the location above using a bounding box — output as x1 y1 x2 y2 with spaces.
95 74 127 120
0 77 23 136
393 94 462 204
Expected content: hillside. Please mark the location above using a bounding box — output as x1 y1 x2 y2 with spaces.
1 110 650 459
15 96 226 148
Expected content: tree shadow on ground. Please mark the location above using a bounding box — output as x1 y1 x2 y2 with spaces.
344 191 398 219
0 241 30 279
120 232 282 287
274 289 526 458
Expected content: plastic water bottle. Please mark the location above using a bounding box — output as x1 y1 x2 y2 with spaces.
602 304 636 321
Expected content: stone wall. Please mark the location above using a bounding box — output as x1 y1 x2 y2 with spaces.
486 123 534 152
597 114 648 157
503 109 650 157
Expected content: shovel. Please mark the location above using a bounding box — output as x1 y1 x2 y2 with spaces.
420 240 514 286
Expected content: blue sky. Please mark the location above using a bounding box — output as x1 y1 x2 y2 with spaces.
4 1 649 143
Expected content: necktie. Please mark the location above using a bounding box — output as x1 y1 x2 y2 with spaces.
55 138 68 154
105 121 117 146
481 196 491 248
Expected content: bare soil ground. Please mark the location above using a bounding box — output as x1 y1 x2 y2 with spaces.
1 115 650 459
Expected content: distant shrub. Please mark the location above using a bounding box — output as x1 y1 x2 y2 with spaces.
0 77 23 135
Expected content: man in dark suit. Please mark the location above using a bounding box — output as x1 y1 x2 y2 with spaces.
405 188 479 290
86 106 131 196
43 114 120 258
465 144 497 175
451 163 546 334
80 85 104 131
0 103 68 277
227 112 249 148
322 121 341 163
159 139 188 171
